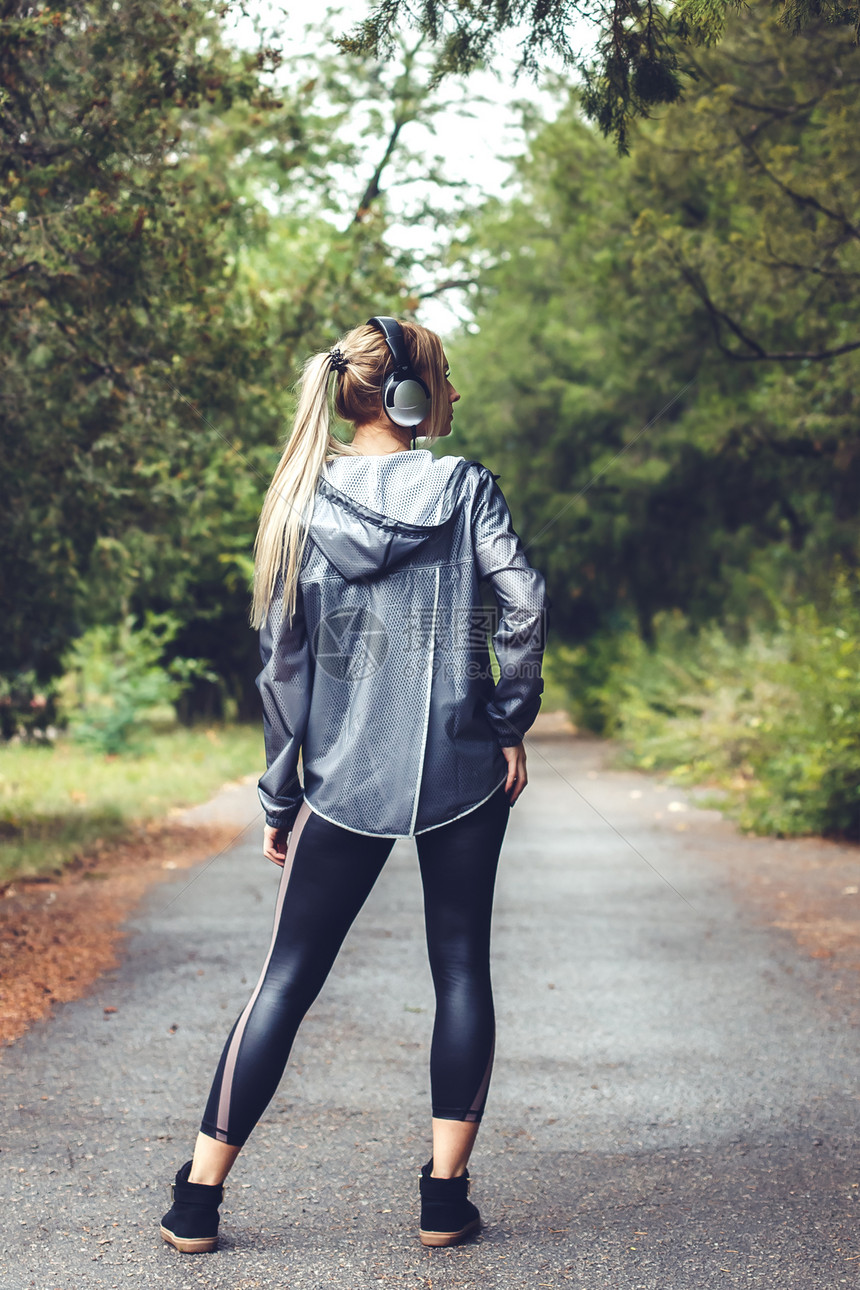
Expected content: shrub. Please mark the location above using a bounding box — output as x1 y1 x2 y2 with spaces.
591 563 860 839
59 614 216 756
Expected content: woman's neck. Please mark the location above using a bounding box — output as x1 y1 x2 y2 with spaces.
350 418 413 455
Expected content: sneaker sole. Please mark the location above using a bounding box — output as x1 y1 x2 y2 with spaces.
418 1217 481 1247
160 1224 219 1254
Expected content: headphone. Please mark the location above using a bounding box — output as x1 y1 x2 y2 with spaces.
366 316 431 439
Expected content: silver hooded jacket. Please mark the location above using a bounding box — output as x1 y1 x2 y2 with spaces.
256 449 550 838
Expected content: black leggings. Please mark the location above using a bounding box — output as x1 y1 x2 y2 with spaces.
199 782 511 1148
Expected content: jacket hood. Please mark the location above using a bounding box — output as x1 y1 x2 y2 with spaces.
308 452 473 583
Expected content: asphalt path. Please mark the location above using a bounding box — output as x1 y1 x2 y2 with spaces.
1 732 858 1289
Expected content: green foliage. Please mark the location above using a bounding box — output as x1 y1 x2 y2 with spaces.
543 626 635 736
338 0 860 151
1 0 283 687
60 615 215 755
447 3 860 655
597 562 860 838
1 2 463 716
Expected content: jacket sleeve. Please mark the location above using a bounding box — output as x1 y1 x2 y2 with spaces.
255 573 313 831
472 467 551 747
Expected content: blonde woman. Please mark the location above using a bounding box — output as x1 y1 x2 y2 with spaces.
159 317 550 1253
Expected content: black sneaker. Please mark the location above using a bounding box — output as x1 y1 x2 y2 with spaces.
418 1158 482 1247
160 1159 223 1253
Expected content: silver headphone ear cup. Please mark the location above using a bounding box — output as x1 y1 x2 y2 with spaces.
383 375 431 427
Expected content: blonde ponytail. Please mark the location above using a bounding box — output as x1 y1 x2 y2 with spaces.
251 320 451 630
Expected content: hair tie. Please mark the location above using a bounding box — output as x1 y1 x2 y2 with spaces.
329 347 349 375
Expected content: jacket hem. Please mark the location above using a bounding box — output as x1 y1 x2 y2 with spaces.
302 772 509 840
413 773 509 834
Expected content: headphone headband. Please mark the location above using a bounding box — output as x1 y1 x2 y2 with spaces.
367 316 411 372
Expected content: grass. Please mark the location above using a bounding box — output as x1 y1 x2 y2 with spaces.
0 723 264 884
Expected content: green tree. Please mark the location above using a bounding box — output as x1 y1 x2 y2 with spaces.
0 2 485 717
447 2 860 649
0 0 291 689
339 0 860 151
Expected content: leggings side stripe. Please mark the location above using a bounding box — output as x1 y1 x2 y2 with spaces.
213 801 312 1143
463 1026 495 1123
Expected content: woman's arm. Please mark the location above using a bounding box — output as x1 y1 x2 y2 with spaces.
472 467 551 747
255 573 313 835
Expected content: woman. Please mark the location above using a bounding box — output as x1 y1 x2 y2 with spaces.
159 316 550 1254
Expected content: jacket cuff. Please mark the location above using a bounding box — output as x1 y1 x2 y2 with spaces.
486 693 543 748
487 715 528 747
258 787 303 833
263 807 301 832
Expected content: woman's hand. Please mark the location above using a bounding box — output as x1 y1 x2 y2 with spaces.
263 824 291 867
501 742 528 806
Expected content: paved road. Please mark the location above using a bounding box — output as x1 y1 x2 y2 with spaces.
1 733 858 1289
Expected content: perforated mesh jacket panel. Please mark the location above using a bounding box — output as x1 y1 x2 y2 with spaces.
323 450 463 526
256 450 551 837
